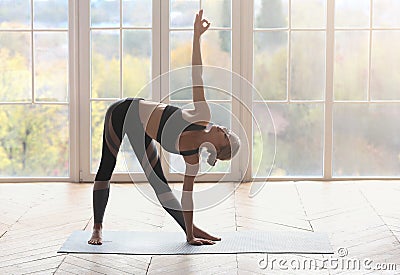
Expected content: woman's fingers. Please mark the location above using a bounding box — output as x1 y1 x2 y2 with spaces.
202 19 209 26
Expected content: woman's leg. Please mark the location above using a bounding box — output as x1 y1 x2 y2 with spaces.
89 100 130 245
126 131 187 234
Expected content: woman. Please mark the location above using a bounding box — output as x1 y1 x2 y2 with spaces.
88 10 240 246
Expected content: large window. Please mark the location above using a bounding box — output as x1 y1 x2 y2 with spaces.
0 0 70 178
333 0 400 177
1 0 399 181
252 0 326 178
252 0 400 179
89 0 153 176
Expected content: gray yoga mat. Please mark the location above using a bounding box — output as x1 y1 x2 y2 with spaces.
58 230 333 255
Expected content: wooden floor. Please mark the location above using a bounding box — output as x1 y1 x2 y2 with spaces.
0 181 399 274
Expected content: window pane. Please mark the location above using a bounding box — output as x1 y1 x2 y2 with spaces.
169 75 232 101
291 0 326 29
170 31 191 69
34 0 68 29
91 30 120 98
202 30 231 70
169 101 231 174
290 31 325 100
91 0 120 28
253 103 324 177
170 76 192 101
170 31 191 100
202 0 231 28
335 0 370 28
254 0 288 28
171 30 230 69
91 101 140 174
0 105 69 177
254 31 288 100
0 0 30 29
123 0 152 27
170 31 231 101
122 30 151 98
373 0 400 28
333 104 400 177
252 103 276 178
204 78 231 101
34 32 68 102
334 31 369 101
370 31 400 100
170 0 199 28
0 32 31 102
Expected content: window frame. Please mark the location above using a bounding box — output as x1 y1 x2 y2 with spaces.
0 0 78 182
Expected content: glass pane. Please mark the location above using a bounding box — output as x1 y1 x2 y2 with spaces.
254 0 289 28
123 0 152 27
254 31 288 100
170 74 192 101
122 30 151 98
91 0 120 28
34 32 68 102
291 0 326 29
170 30 231 69
34 0 68 29
252 103 276 178
202 30 231 70
204 77 231 101
202 0 231 28
335 0 370 28
170 31 191 100
370 31 400 100
253 103 324 177
169 101 231 174
170 69 232 101
170 31 192 70
373 0 400 28
0 32 31 102
0 104 69 177
290 31 325 100
91 101 141 174
91 30 120 98
334 31 369 101
170 0 199 28
170 31 231 101
0 0 30 29
333 104 400 177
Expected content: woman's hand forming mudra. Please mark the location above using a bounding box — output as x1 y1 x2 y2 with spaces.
194 9 210 37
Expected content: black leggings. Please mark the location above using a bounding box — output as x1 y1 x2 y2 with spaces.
93 98 186 233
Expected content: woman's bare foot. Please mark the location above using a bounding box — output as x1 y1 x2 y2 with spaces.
193 225 221 241
88 223 103 245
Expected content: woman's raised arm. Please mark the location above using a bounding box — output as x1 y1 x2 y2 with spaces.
191 10 211 120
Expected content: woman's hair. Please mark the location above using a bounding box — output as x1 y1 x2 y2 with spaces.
207 129 241 166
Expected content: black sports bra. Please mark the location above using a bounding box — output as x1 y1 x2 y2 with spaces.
156 105 206 156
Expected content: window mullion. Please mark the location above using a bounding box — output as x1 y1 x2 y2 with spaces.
324 0 335 179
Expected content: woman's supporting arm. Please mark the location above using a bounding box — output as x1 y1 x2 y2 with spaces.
181 174 195 241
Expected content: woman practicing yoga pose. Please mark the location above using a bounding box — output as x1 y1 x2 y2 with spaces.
88 10 240 246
